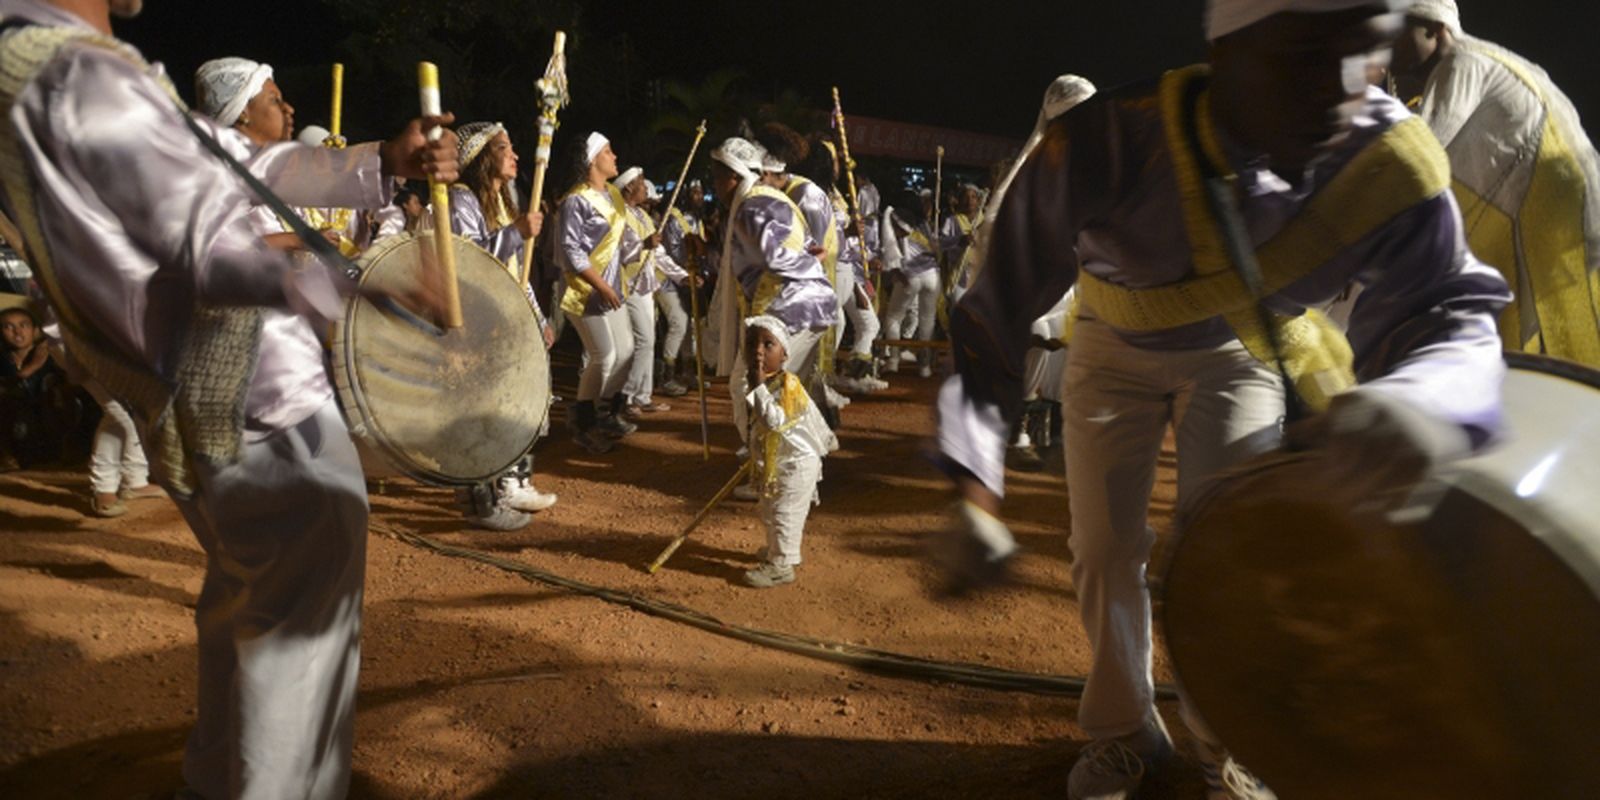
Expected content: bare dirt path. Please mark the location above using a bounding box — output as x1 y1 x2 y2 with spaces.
0 359 1203 799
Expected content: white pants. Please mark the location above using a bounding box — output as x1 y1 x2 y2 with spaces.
729 327 824 443
567 306 635 403
835 267 880 360
656 288 690 364
170 401 368 800
622 293 658 405
759 456 822 566
1063 318 1284 740
87 385 149 494
885 269 939 366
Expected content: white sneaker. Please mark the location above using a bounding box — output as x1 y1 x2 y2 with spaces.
498 475 557 513
731 483 760 502
917 365 932 378
743 561 795 588
823 384 850 410
899 349 917 363
468 504 531 532
1067 720 1173 800
1195 740 1276 800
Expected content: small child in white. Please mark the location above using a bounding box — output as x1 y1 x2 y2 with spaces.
742 315 839 587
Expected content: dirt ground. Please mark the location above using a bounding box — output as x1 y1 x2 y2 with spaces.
0 347 1206 799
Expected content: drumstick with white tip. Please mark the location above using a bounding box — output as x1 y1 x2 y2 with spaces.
418 62 463 329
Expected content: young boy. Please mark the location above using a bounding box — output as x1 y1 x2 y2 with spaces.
1 306 65 468
742 315 838 588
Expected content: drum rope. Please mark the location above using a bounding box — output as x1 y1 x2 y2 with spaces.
372 520 1180 700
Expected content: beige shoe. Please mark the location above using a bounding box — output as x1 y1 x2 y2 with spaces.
91 492 127 518
120 483 166 501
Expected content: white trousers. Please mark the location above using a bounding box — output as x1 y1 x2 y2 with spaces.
729 327 824 443
567 306 635 403
759 455 822 566
86 384 149 494
656 288 690 364
1063 318 1284 740
885 269 939 366
835 266 880 360
622 293 658 405
170 400 368 800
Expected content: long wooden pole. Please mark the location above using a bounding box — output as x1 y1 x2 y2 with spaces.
649 120 711 460
418 62 463 329
831 87 877 312
519 31 569 287
647 460 754 574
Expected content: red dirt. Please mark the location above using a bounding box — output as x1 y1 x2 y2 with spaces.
0 357 1206 798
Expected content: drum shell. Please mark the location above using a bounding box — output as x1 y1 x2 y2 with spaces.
1160 354 1600 799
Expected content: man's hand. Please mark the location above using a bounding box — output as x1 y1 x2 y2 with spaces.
597 284 624 311
541 321 555 350
1286 388 1471 507
380 113 460 184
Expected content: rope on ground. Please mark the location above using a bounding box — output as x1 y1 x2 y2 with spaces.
374 521 1180 700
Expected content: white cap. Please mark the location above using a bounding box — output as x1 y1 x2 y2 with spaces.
585 132 610 165
1407 0 1459 33
1206 0 1414 41
644 180 662 201
194 57 274 127
744 315 790 354
613 166 644 189
297 125 331 147
711 137 767 182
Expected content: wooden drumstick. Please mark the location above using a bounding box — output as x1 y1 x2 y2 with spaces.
330 63 344 140
418 62 463 329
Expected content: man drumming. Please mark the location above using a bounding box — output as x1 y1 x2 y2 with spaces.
937 1 1510 797
0 0 458 796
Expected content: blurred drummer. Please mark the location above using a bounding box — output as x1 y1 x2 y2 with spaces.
936 0 1512 797
0 1 459 796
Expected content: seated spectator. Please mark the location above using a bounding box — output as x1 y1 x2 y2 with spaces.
1 306 89 469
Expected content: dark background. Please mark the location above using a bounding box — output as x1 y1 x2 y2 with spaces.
115 0 1599 180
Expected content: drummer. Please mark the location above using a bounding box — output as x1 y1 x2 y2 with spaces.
442 121 559 529
0 1 459 796
936 1 1511 798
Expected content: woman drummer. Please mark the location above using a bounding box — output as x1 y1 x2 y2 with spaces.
556 132 636 455
442 121 559 526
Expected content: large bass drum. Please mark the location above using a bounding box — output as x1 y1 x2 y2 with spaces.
332 233 549 485
1159 353 1600 799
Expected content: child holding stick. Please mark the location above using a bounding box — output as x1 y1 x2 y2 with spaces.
741 315 837 587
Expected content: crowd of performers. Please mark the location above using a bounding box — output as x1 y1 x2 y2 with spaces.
0 0 1596 797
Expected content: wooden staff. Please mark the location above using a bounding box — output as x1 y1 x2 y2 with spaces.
647 460 754 574
329 63 344 140
418 62 463 328
519 31 571 287
831 87 878 310
648 120 710 460
932 145 945 269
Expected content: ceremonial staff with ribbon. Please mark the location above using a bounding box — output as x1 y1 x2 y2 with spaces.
519 31 571 288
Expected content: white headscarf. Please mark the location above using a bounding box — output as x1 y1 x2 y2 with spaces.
744 315 790 355
613 166 644 189
584 132 610 165
1206 0 1414 40
1407 0 1460 33
761 153 787 174
456 121 506 168
194 57 274 127
711 137 766 184
644 180 662 201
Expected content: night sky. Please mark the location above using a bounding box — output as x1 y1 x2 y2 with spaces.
117 0 1598 152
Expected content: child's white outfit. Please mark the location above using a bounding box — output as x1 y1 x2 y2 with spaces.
746 370 838 569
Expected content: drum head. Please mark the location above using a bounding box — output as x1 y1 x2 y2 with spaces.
333 233 549 485
1163 359 1600 798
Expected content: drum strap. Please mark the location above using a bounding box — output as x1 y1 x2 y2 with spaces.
1075 64 1451 411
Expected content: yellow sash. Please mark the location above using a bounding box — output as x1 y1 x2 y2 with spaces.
785 176 840 286
1450 48 1600 366
753 371 810 495
621 205 657 285
295 206 359 258
1076 65 1450 410
738 185 808 318
560 183 629 316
